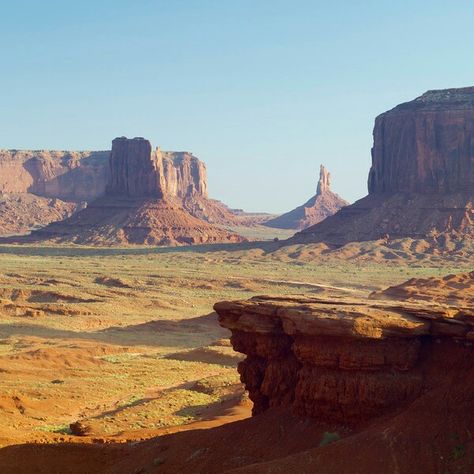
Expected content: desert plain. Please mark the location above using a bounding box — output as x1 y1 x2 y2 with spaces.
0 237 469 447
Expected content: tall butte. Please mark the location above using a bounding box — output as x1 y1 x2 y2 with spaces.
291 87 474 245
18 137 244 246
265 164 348 230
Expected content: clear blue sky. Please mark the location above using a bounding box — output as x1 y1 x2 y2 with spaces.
1 1 474 213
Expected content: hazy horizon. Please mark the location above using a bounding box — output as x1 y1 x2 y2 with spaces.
2 0 474 213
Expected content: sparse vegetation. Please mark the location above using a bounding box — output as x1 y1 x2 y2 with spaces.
319 431 341 447
0 243 468 444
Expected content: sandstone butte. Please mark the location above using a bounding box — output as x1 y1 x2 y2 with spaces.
0 140 257 236
290 87 474 246
211 271 474 472
264 164 348 230
7 137 245 246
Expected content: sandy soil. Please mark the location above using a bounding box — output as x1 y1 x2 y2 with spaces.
0 241 471 471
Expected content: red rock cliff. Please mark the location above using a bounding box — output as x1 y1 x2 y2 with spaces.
105 137 165 198
0 145 210 203
368 87 474 194
215 294 474 423
292 87 474 245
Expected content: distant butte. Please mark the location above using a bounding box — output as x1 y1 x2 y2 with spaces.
0 141 262 236
265 165 348 230
7 137 245 246
289 87 474 245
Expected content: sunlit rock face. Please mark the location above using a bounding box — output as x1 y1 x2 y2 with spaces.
291 87 474 245
264 165 348 230
368 87 474 194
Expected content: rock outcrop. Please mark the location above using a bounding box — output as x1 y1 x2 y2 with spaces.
0 149 108 201
0 143 253 235
368 87 474 194
265 165 348 230
291 87 474 246
10 138 244 246
215 291 474 423
371 271 474 306
105 137 165 198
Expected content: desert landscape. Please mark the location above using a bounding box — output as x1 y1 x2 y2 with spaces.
1 3 474 473
0 87 474 473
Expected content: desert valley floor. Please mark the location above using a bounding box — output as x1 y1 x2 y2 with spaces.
0 238 471 472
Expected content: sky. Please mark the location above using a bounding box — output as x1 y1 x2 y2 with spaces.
1 1 474 213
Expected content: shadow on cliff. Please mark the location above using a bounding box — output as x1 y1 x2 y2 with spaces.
23 152 108 201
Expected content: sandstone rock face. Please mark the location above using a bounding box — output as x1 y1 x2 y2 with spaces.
161 150 208 199
0 149 108 201
0 141 251 235
105 138 210 200
12 137 245 246
369 88 474 194
265 165 348 230
105 137 164 198
215 292 474 423
292 87 474 245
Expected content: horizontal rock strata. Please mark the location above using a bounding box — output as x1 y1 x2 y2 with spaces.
0 141 250 235
291 87 474 245
12 137 245 246
215 295 474 423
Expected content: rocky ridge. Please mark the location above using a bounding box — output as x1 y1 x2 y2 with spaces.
291 87 474 246
265 165 348 230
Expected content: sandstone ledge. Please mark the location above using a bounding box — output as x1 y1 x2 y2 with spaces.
214 295 474 424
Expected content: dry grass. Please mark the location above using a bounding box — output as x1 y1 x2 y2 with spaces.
0 242 469 445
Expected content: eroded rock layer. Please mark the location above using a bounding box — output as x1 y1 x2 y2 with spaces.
292 87 474 245
14 137 244 246
0 141 248 235
265 165 348 230
0 193 82 236
26 197 243 246
215 293 474 423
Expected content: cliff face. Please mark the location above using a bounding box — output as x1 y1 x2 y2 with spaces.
215 291 474 424
105 137 165 198
265 165 348 230
292 87 474 245
161 151 208 199
0 149 108 201
11 137 245 246
0 145 210 202
0 141 244 235
369 88 474 194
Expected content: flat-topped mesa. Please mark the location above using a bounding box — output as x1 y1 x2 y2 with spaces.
105 137 165 198
0 142 210 203
368 87 474 195
291 86 474 245
7 136 246 246
214 293 474 424
316 164 331 195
